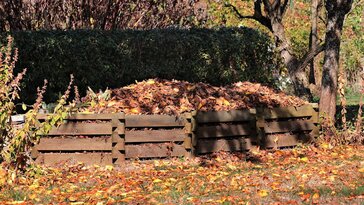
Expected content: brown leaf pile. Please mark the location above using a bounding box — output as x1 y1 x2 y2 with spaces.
80 79 307 115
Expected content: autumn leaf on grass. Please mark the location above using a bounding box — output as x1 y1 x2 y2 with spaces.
300 157 309 162
257 189 269 197
359 167 364 173
153 179 162 183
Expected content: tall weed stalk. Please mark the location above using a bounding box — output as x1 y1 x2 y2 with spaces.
0 36 73 174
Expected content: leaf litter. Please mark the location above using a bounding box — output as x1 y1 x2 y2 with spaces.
80 79 307 115
0 145 363 204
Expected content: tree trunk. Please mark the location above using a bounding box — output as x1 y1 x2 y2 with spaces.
319 0 353 120
309 0 321 85
270 13 312 100
227 0 326 100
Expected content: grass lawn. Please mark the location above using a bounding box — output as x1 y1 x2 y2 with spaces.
345 92 362 106
1 145 364 204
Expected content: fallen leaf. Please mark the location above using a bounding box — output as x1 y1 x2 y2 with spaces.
258 189 269 197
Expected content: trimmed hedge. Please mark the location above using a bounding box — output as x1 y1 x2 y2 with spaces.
1 28 278 103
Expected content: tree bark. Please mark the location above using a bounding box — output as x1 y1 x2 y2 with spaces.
319 0 353 120
309 0 321 85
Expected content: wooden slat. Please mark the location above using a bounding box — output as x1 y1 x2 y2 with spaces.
125 143 186 158
262 105 315 119
264 120 315 134
196 124 253 138
35 153 112 166
196 110 254 123
184 135 192 149
37 113 125 120
35 137 112 151
125 115 186 127
125 129 185 143
44 123 112 135
264 133 312 148
197 138 251 154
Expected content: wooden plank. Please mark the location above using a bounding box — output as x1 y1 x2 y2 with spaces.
262 105 315 119
184 135 192 149
125 129 185 143
125 115 186 127
196 110 254 123
125 143 186 158
35 153 113 166
35 137 112 151
37 113 125 120
264 133 312 148
45 123 112 135
197 138 251 154
184 123 192 134
264 120 315 134
196 124 253 138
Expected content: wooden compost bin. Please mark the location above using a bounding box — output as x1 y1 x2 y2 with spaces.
32 104 318 166
32 113 125 166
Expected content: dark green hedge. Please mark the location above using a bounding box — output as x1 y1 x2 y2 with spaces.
1 28 278 103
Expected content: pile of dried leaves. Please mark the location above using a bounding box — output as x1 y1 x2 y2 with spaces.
80 79 307 115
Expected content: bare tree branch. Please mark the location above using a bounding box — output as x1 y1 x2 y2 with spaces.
281 0 290 15
297 43 326 72
347 0 364 16
225 2 272 31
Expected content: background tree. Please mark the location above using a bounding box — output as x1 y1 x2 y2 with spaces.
226 0 325 100
319 0 353 120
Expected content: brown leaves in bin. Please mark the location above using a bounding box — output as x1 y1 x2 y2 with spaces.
80 79 307 115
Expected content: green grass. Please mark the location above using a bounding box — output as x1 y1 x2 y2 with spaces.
345 92 362 106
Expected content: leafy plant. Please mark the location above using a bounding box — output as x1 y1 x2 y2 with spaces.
0 36 73 173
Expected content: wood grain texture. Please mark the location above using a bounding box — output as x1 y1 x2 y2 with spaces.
197 138 251 153
35 153 113 166
125 115 186 127
196 124 253 138
125 143 186 158
264 133 312 148
196 110 254 123
261 105 315 119
35 137 112 151
125 129 185 143
37 113 125 120
44 123 112 136
264 120 315 133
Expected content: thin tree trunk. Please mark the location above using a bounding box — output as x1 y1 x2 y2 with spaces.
309 0 321 85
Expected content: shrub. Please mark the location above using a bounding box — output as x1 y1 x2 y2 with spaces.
1 27 279 103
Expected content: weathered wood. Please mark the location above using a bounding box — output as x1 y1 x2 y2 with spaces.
125 115 186 127
261 105 315 119
125 143 186 158
125 130 185 143
264 120 315 133
35 153 113 165
37 113 125 120
112 132 124 143
311 110 319 124
35 137 112 151
255 107 266 146
184 135 192 149
112 146 125 157
264 133 312 148
44 123 112 136
31 149 39 159
196 124 253 138
196 110 254 123
184 123 192 134
197 138 251 154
